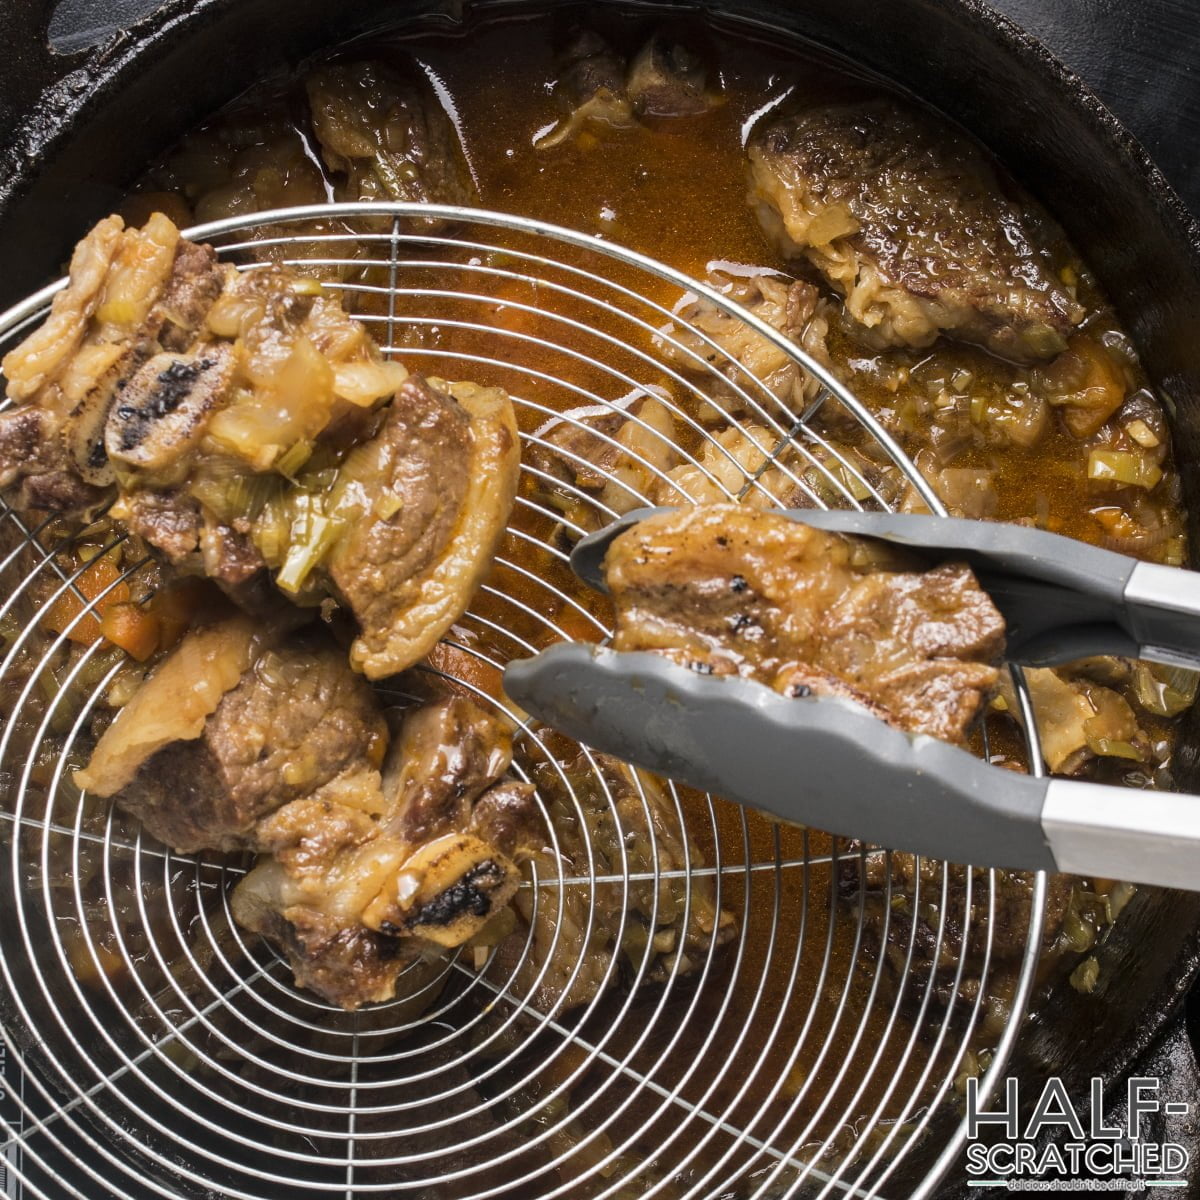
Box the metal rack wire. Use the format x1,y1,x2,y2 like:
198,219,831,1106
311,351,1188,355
0,203,1047,1200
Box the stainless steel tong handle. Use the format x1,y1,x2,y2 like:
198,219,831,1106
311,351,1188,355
504,645,1200,890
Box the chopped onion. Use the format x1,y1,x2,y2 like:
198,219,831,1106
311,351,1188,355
333,359,409,406
276,510,345,593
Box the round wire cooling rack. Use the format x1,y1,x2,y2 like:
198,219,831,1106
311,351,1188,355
0,202,1051,1200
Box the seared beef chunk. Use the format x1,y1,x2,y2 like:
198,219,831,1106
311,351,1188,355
839,849,1073,1023
2,216,520,679
232,878,421,1010
536,30,635,148
120,488,203,561
605,504,1004,743
327,377,520,679
538,30,719,148
154,239,225,351
658,268,834,421
469,781,546,859
846,850,1072,960
305,61,476,217
81,617,542,1009
118,486,267,594
111,636,387,853
1,215,410,524
748,99,1083,362
380,694,512,843
0,219,226,515
0,405,108,513
0,215,181,512
559,30,630,110
198,515,268,588
652,420,878,513
626,38,713,118
76,614,270,794
233,697,542,1009
529,392,680,532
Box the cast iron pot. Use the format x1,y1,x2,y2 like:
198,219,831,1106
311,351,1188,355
2,1,1200,1194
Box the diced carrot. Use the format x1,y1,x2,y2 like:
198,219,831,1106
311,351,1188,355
100,602,162,662
41,556,131,645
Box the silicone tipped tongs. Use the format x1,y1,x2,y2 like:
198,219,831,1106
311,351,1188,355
503,509,1200,891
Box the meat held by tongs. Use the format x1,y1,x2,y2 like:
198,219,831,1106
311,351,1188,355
504,504,1200,891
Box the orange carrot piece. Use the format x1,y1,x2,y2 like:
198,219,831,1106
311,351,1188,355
41,557,131,645
100,602,162,662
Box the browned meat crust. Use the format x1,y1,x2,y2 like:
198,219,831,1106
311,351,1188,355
0,223,226,515
657,267,834,421
328,377,521,679
154,240,224,351
838,850,1074,1025
329,375,470,629
605,504,1005,743
748,99,1083,362
0,405,108,513
626,38,713,119
2,216,520,681
537,30,719,149
233,893,419,1010
115,636,387,853
469,781,546,859
231,696,543,1009
121,489,203,561
380,692,513,843
305,60,477,217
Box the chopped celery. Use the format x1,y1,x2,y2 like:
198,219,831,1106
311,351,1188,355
194,471,283,524
1087,449,1162,490
276,512,345,593
276,439,314,479
1132,662,1198,717
374,492,404,520
1084,736,1142,761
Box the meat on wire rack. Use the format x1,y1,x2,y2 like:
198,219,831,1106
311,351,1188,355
0,203,1050,1200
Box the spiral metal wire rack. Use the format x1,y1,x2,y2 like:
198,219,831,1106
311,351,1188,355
0,203,1050,1200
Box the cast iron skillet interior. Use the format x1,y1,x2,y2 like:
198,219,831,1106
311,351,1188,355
2,0,1200,1188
